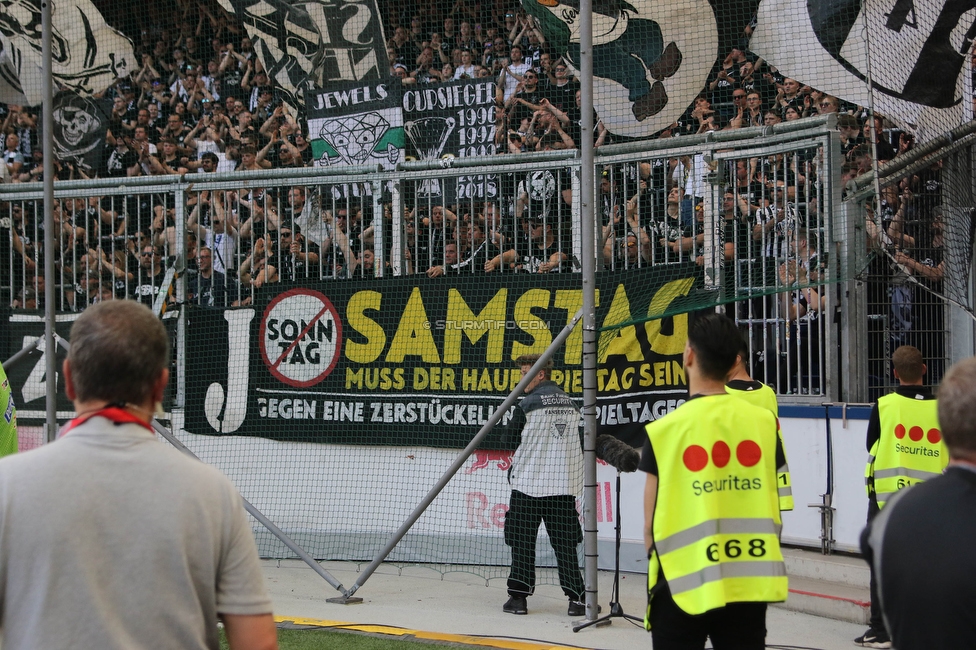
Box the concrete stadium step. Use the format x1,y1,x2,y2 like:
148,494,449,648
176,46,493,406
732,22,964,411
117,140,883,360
774,547,871,624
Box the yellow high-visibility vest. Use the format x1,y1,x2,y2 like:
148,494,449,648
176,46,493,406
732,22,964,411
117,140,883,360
866,392,946,508
644,394,787,629
0,365,17,457
726,382,793,511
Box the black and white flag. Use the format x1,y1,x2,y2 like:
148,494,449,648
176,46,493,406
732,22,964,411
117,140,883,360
217,0,388,110
51,91,111,172
0,0,134,105
751,0,974,142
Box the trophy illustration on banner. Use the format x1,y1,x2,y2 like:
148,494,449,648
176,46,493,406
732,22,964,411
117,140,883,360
403,116,455,197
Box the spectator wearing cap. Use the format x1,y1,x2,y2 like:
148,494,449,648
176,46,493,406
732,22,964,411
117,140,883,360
104,132,140,178
393,63,415,84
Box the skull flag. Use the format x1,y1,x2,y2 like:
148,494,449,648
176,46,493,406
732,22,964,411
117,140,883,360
51,91,111,173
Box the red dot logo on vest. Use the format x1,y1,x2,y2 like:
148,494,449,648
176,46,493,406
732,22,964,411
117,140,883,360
893,424,942,444
682,440,763,472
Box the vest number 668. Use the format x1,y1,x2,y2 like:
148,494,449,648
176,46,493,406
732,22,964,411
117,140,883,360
706,538,766,562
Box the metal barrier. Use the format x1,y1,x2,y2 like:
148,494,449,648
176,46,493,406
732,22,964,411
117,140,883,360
0,115,913,404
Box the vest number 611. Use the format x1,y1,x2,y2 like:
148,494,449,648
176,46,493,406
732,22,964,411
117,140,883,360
706,538,766,562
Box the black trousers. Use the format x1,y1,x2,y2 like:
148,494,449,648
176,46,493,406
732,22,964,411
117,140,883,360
650,581,768,650
865,497,886,631
504,490,584,600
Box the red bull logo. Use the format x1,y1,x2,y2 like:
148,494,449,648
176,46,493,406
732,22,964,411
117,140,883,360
893,424,941,444
466,450,513,473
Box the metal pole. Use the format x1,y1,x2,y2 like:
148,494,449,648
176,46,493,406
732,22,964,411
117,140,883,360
41,0,57,442
577,0,599,623
149,420,346,592
343,308,585,600
2,339,41,372
49,336,346,591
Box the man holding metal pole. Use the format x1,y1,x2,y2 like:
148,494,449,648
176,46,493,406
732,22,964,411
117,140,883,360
503,353,588,617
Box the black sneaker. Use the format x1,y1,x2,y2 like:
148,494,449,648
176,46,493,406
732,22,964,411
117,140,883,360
854,627,891,648
503,596,527,615
567,600,601,616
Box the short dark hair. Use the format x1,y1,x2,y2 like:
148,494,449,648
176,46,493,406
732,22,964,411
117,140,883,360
938,357,976,457
892,345,924,383
201,152,219,165
687,313,741,381
67,301,169,405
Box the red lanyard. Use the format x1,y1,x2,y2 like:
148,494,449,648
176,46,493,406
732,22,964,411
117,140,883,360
60,406,154,437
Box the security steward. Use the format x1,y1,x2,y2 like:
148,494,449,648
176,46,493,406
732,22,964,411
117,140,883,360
640,314,787,649
856,345,947,649
725,336,793,512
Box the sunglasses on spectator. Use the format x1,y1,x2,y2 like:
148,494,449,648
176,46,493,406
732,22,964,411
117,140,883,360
820,102,834,108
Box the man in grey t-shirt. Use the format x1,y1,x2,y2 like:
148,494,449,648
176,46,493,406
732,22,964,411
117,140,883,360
0,301,277,650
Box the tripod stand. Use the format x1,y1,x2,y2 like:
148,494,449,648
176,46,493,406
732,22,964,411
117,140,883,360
574,469,644,632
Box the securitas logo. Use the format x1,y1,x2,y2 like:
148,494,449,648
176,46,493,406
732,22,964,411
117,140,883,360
893,424,942,457
683,441,764,497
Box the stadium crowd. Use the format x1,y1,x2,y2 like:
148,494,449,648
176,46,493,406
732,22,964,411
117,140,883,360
0,0,957,347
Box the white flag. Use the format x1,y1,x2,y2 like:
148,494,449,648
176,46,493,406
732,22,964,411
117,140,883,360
750,0,974,142
0,0,134,105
